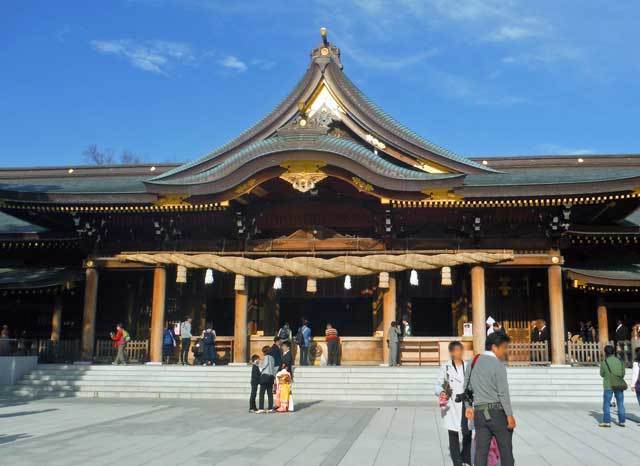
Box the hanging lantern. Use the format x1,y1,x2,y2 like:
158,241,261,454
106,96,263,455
344,275,352,290
441,267,452,286
273,276,283,290
204,268,214,285
176,265,187,283
409,269,419,286
378,272,389,289
234,274,245,291
306,278,317,293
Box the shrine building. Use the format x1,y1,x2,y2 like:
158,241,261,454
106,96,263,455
2,30,640,366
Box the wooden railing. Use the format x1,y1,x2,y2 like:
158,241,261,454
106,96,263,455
95,339,149,363
400,341,440,366
566,341,602,365
507,342,550,365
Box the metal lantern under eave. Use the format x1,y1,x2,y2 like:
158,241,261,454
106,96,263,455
441,266,452,286
176,265,187,283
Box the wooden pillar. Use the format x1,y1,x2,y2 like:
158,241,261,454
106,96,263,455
471,266,486,354
548,265,566,365
51,294,63,342
149,267,167,363
597,297,609,345
382,275,396,364
80,267,99,361
233,290,248,363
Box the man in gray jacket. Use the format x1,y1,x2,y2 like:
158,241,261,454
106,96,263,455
388,321,401,366
180,317,193,366
465,332,516,466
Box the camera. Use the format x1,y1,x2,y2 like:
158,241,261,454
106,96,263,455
455,388,473,404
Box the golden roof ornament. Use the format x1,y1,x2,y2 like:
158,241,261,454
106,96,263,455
311,27,342,69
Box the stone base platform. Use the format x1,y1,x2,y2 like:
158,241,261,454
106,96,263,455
2,364,635,403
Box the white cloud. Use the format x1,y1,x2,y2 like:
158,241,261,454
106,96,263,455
538,144,595,156
219,55,248,72
90,39,194,75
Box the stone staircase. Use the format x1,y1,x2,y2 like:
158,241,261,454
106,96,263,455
2,364,635,403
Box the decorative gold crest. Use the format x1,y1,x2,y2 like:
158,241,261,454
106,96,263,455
351,176,374,192
234,178,258,194
154,194,190,207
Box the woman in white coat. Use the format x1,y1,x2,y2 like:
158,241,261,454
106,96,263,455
434,341,472,466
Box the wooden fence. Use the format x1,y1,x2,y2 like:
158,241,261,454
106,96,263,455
400,341,440,366
507,342,549,365
566,341,602,365
95,339,149,363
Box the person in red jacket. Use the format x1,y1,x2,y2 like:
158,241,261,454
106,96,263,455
110,323,126,365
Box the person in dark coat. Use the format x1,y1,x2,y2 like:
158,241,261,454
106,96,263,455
268,336,282,369
281,341,294,377
615,320,630,342
249,354,260,412
531,320,540,342
538,320,550,344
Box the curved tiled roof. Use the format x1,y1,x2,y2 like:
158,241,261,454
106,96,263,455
147,134,460,187
325,62,493,173
152,65,322,181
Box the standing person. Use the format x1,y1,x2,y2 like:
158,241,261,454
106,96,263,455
268,336,283,369
278,323,292,343
249,354,260,413
435,341,472,466
586,321,596,343
388,321,401,366
275,366,293,413
0,324,10,356
281,341,293,373
614,320,630,363
179,317,192,366
485,317,496,336
110,323,127,365
615,319,629,343
492,322,506,337
325,323,339,366
631,347,640,408
465,332,516,466
296,320,311,366
162,323,176,364
599,344,626,427
630,324,640,360
402,318,412,337
531,320,540,342
258,346,276,413
201,325,216,366
538,320,550,345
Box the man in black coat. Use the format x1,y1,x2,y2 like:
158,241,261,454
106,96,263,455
268,336,282,369
281,341,293,375
615,320,630,342
538,320,550,344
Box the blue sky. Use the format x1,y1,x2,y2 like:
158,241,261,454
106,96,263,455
1,0,639,167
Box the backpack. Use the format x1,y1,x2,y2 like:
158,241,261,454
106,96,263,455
278,327,290,340
295,328,304,346
202,331,215,345
123,330,131,342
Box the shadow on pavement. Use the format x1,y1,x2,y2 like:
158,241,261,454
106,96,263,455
0,433,33,445
0,408,58,419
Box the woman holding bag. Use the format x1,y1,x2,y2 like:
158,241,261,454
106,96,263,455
434,341,472,466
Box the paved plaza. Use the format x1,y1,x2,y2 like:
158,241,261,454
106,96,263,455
1,397,640,466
